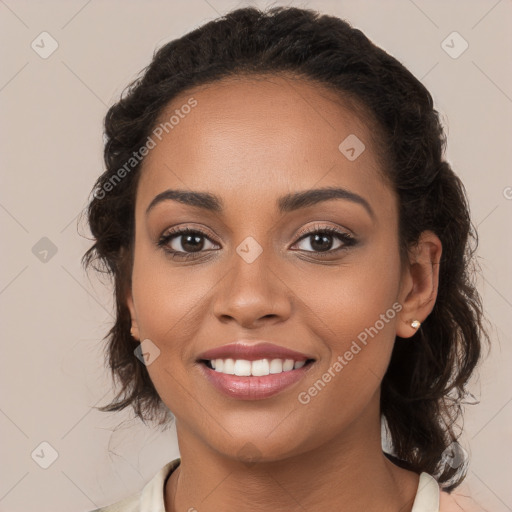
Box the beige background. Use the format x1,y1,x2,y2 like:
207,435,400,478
0,0,511,511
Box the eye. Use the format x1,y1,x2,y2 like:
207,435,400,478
157,224,357,261
158,227,219,260
291,225,356,256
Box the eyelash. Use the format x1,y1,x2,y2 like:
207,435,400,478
157,224,357,261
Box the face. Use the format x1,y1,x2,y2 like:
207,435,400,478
127,75,412,462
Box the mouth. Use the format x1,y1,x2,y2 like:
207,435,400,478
198,358,315,400
195,341,316,400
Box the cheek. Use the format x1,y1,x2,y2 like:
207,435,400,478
297,232,401,343
294,238,402,406
131,262,212,351
129,243,221,399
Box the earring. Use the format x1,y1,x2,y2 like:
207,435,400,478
130,327,136,338
410,320,421,329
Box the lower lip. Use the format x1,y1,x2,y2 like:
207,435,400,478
199,362,313,400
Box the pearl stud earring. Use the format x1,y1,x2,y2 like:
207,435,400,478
410,320,421,329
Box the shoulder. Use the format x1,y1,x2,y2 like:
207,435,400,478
87,458,181,512
88,492,140,512
439,489,485,512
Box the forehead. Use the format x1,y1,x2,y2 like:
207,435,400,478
136,75,395,218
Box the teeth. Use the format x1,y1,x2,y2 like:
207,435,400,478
251,359,269,376
269,359,283,374
223,358,235,374
283,359,294,371
234,359,251,376
210,358,308,376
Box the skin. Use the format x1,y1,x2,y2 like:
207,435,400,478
126,75,442,512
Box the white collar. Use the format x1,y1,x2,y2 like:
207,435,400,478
411,472,440,512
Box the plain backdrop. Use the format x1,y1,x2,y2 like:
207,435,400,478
0,1,511,511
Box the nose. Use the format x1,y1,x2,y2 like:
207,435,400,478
212,247,292,329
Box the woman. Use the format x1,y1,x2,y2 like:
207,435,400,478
84,6,487,511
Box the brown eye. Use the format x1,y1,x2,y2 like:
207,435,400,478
292,226,356,255
158,228,219,259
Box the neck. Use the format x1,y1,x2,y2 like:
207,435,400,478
165,397,419,512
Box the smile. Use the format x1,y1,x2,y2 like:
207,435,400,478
198,358,315,400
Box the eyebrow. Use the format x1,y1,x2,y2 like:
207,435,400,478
146,186,375,220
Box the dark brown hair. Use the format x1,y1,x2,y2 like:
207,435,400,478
82,6,489,490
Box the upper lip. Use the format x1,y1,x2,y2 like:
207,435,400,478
197,341,315,362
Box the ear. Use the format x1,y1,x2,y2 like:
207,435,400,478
119,245,139,341
126,286,140,341
396,230,442,338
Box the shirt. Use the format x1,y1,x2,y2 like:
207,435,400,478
89,458,482,512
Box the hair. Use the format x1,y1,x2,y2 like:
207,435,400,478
82,6,489,491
